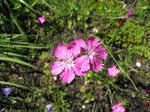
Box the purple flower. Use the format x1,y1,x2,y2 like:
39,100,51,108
50,42,85,83
45,104,53,112
146,88,150,96
107,65,120,77
111,102,125,112
74,36,107,72
2,88,11,97
125,9,133,19
38,16,46,24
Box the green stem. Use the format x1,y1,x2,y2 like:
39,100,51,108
130,0,138,9
40,0,58,16
98,37,139,93
19,0,37,14
107,85,113,105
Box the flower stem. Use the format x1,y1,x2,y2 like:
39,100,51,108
98,37,139,93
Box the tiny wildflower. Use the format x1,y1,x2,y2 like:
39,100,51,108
2,88,11,97
125,9,133,19
38,16,46,24
82,105,86,109
92,27,98,33
107,65,120,77
53,76,57,81
136,62,141,67
122,3,127,8
146,88,150,96
111,102,125,112
118,9,133,27
45,104,53,112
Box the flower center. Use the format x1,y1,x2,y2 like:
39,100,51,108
64,59,74,68
87,47,95,58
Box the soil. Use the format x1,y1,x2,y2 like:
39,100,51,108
0,51,150,112
0,30,150,112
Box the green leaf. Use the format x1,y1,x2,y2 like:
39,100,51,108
0,43,46,49
0,56,37,69
0,81,29,89
1,52,29,59
13,3,21,10
19,0,37,14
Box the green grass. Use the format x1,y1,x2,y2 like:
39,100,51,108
0,0,150,111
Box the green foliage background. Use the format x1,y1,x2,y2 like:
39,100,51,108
0,0,149,111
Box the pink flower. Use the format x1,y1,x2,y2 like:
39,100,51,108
111,102,125,112
74,36,107,72
38,16,46,24
125,9,133,19
107,65,120,77
50,42,85,84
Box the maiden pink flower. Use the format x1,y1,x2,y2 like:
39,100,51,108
111,102,125,112
125,9,133,19
38,16,46,24
74,36,107,73
107,65,120,77
50,42,85,84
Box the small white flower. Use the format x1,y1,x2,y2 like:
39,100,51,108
92,27,98,33
53,76,57,81
136,62,141,67
82,105,86,109
122,3,127,8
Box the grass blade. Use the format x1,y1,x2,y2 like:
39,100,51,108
0,44,46,49
19,0,37,14
0,56,37,69
0,81,29,89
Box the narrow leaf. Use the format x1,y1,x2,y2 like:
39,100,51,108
0,56,37,69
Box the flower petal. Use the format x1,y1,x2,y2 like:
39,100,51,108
87,36,100,48
90,57,104,72
118,107,125,112
50,61,65,75
115,68,120,74
94,46,107,59
111,102,122,110
68,41,81,58
72,65,87,76
73,38,87,52
74,55,90,73
53,44,68,60
125,9,133,18
59,68,75,83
